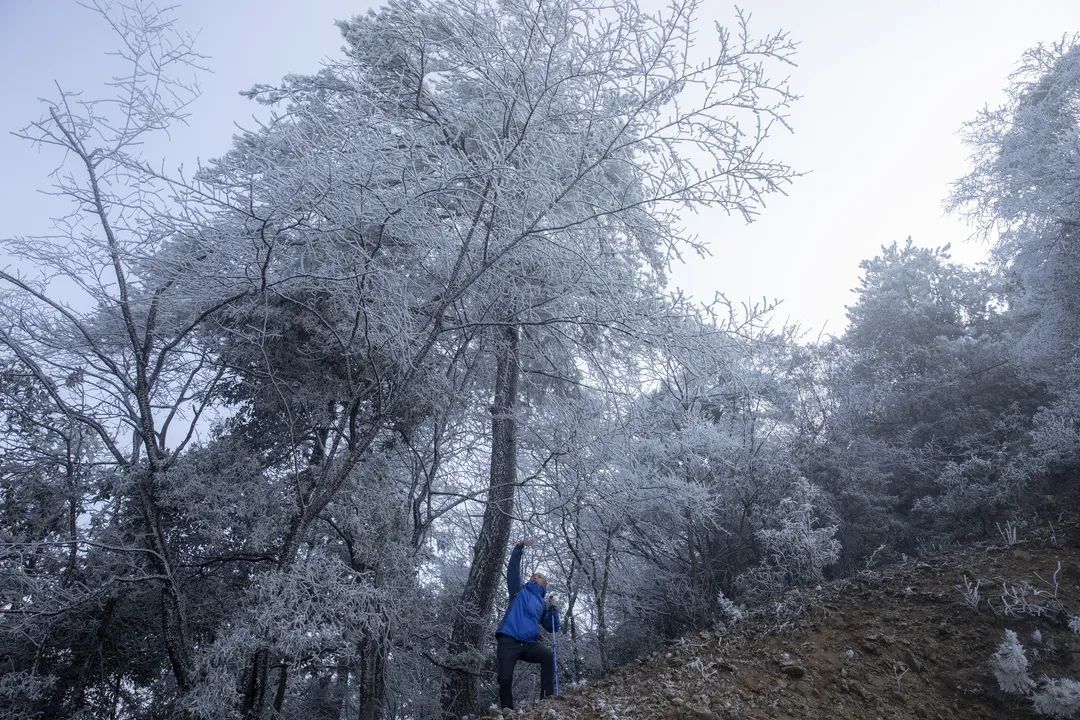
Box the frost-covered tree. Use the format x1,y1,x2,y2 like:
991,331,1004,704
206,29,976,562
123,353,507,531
0,0,806,716
951,37,1080,469
205,1,798,714
522,309,831,661
0,2,449,717
817,240,1044,550
0,3,238,708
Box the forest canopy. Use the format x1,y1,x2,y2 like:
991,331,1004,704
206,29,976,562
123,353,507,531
0,3,1077,719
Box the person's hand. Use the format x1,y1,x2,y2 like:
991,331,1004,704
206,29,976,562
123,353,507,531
517,538,535,548
545,594,560,610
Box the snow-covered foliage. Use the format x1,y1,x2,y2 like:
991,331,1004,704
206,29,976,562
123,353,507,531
823,239,1044,557
0,0,804,716
987,625,1080,719
951,37,1080,468
996,563,1065,620
1032,678,1080,719
716,591,745,625
999,520,1020,547
736,478,840,601
185,549,390,718
2,0,1079,718
992,630,1034,694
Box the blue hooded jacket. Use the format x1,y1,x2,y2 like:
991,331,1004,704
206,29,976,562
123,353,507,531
495,544,560,642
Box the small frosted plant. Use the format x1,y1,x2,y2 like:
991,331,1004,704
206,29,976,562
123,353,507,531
1069,616,1080,635
1001,582,1049,618
717,591,744,624
997,520,1019,547
1032,678,1080,718
957,575,981,609
992,630,1033,694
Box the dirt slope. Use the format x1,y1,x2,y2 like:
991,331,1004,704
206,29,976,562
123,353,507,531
519,529,1080,720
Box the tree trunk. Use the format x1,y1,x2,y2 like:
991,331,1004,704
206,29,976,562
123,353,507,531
137,469,195,694
595,595,609,674
272,661,288,717
358,632,388,720
442,325,520,718
567,602,581,682
62,447,80,588
595,533,613,674
110,672,121,720
242,648,270,719
73,597,117,711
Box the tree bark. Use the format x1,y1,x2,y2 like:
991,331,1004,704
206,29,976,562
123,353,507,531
595,532,613,674
242,648,270,719
567,601,581,682
442,324,520,717
358,631,388,720
273,661,288,716
137,468,195,694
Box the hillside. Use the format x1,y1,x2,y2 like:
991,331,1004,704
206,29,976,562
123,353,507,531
516,529,1080,720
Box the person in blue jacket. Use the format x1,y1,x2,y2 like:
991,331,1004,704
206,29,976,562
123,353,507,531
494,538,560,709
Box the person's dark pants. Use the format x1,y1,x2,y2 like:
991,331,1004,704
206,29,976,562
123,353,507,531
495,633,554,709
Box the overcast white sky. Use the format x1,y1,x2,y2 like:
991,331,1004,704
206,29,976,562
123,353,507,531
3,1,1080,337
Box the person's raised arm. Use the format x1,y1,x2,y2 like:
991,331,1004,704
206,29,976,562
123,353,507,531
506,539,531,598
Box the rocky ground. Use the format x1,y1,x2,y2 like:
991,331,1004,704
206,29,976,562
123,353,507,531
510,527,1080,719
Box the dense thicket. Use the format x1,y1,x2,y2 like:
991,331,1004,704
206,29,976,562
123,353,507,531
1,3,1077,720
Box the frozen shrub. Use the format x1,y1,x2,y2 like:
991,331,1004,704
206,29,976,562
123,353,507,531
1069,616,1080,635
981,629,1080,718
998,520,1020,547
1000,581,1051,618
915,455,1033,526
956,575,981,609
992,630,1033,694
1032,678,1080,719
716,590,744,624
998,563,1064,619
736,479,840,600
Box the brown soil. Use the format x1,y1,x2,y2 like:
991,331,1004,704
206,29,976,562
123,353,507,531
518,529,1080,720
